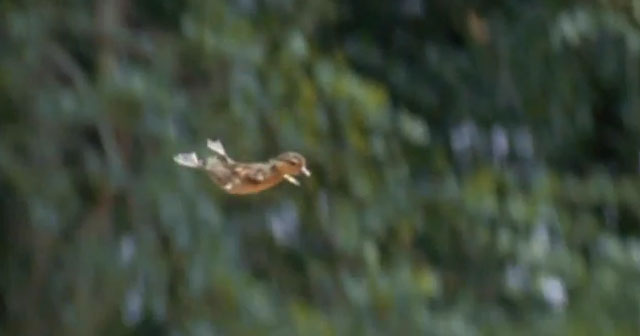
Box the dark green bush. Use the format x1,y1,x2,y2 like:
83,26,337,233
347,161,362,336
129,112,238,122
2,1,640,335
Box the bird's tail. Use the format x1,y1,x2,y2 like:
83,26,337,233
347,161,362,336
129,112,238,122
173,152,203,168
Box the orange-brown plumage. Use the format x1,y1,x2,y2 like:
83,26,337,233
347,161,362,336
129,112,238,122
173,140,310,195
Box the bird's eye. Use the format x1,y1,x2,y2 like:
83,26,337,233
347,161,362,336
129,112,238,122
286,159,298,166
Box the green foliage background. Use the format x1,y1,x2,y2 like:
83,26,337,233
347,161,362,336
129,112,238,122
2,0,640,335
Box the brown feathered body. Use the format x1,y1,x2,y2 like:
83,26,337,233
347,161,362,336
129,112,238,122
174,140,310,195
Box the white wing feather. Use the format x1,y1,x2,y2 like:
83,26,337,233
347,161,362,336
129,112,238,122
207,139,227,157
173,152,202,168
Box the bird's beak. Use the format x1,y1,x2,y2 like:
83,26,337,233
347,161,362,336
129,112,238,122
301,166,311,177
284,174,300,186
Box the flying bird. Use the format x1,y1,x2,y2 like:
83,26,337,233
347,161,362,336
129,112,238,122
173,139,311,194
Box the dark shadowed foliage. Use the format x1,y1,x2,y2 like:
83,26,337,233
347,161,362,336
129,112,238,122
2,0,640,335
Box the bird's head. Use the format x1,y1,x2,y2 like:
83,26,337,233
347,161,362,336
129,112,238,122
273,152,311,177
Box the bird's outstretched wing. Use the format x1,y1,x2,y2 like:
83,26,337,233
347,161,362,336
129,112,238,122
173,152,202,168
207,139,227,156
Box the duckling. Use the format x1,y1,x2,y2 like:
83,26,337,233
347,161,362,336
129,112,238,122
173,139,311,195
